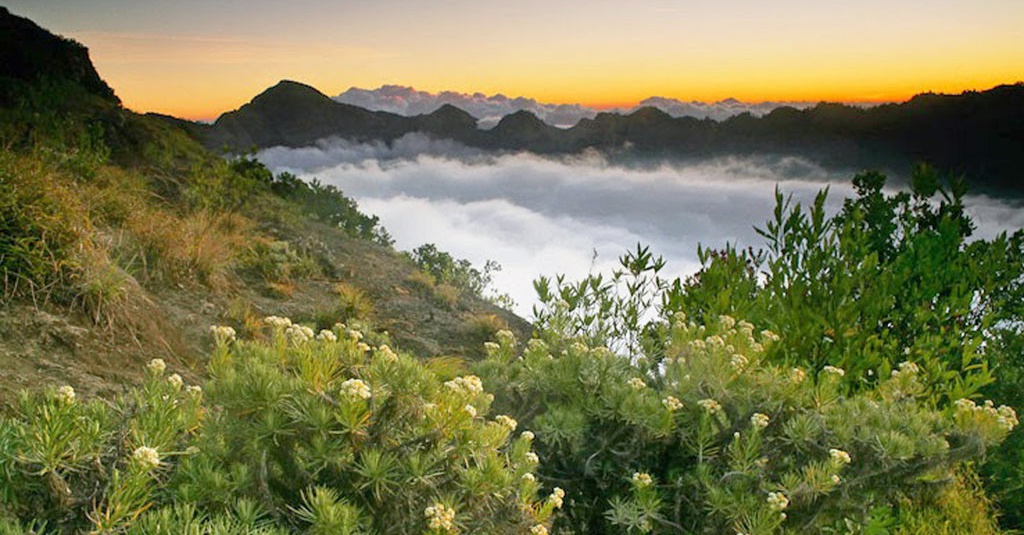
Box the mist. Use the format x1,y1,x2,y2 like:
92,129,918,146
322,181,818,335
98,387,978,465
258,135,1024,317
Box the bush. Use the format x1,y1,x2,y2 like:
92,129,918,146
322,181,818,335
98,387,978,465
0,316,557,533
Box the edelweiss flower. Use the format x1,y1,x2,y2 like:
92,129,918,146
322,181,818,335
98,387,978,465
521,430,535,441
483,341,500,353
494,414,518,430
424,503,456,531
167,373,183,389
132,446,161,470
376,344,398,362
186,385,202,398
548,487,565,508
891,361,919,378
662,396,684,411
146,358,166,376
263,316,292,328
444,375,484,394
730,353,749,371
209,325,236,344
56,385,76,404
525,451,539,464
766,491,789,511
718,315,737,329
530,525,549,535
829,448,852,465
522,473,536,482
627,377,647,390
698,398,722,415
495,329,516,346
822,365,845,377
316,329,337,342
340,378,371,400
631,472,653,488
750,412,770,429
464,404,477,418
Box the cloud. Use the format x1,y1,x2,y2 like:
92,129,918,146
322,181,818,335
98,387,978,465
333,85,822,128
258,135,1024,317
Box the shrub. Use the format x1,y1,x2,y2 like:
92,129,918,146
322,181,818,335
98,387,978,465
477,314,1017,534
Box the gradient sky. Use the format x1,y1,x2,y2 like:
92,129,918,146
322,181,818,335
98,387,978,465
7,0,1024,120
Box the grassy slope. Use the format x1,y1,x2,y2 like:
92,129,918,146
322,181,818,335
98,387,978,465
0,94,527,408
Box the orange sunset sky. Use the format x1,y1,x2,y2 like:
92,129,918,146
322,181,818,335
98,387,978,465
7,0,1024,121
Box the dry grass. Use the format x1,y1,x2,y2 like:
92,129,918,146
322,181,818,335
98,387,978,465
335,282,374,322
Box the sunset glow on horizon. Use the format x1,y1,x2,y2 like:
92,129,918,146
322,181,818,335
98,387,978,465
8,0,1023,121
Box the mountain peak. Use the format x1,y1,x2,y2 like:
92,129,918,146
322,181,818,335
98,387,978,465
0,7,118,105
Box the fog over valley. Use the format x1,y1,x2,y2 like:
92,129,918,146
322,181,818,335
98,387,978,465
259,135,1024,316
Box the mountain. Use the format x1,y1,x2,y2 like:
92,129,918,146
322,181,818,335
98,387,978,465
201,81,1024,193
0,9,528,405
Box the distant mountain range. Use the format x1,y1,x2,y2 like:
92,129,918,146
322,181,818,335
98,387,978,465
333,85,816,128
196,80,1024,193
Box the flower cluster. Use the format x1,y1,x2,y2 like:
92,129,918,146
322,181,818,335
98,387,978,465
790,367,806,384
548,487,565,508
718,315,737,330
494,415,518,430
662,396,684,411
167,373,183,389
444,375,484,395
530,525,549,535
209,325,236,344
464,404,477,418
263,316,292,329
495,329,516,346
822,365,845,377
56,385,75,404
186,384,202,398
522,473,536,482
376,344,398,362
631,472,653,488
698,398,722,415
521,430,535,441
891,361,919,379
483,341,500,353
132,445,161,470
955,398,1019,431
730,353,749,371
829,448,852,466
285,324,314,343
316,329,337,342
525,452,539,464
146,358,166,376
627,377,647,390
750,413,770,429
347,329,363,342
766,491,789,511
340,378,372,401
424,503,456,532
760,330,781,343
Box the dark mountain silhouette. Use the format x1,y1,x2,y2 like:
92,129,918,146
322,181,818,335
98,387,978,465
198,80,1024,192
0,6,118,106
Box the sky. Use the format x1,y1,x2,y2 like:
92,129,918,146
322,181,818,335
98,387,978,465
257,135,1024,317
8,0,1024,121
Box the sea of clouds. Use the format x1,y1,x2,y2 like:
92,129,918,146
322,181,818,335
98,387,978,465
259,134,1024,317
334,85,817,128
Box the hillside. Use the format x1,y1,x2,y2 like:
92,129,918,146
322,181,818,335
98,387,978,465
0,8,527,406
199,80,1024,194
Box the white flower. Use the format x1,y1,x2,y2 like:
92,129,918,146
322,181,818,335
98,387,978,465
424,503,456,531
892,361,919,379
730,353,749,371
132,446,161,470
340,378,371,400
822,365,845,377
530,525,549,535
464,404,477,418
167,373,183,389
997,405,1019,431
356,342,371,352
263,316,292,328
483,341,500,354
186,385,202,398
631,472,653,488
376,344,398,363
829,448,852,465
56,385,75,404
347,329,363,342
522,473,536,482
767,491,789,511
146,358,166,376
761,330,781,343
750,412,770,429
284,324,314,343
718,315,737,329
316,329,337,342
495,415,518,430
444,375,484,394
521,430,535,441
698,398,722,415
627,377,647,390
831,474,841,484
495,329,516,346
662,396,684,411
790,367,806,383
525,451,539,464
548,487,565,508
209,325,236,344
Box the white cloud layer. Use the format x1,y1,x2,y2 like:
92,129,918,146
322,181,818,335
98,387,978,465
334,85,818,128
258,135,1024,317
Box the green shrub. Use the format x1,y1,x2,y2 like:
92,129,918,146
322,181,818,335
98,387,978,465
477,314,1016,534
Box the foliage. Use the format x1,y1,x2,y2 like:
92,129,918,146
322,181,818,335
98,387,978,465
0,318,555,533
477,313,1016,534
406,243,514,308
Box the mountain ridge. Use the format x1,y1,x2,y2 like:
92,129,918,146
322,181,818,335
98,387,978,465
198,80,1024,193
